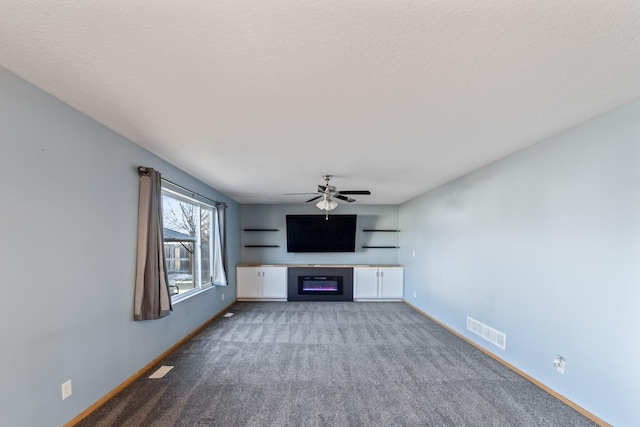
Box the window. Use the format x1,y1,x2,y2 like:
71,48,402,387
162,188,216,299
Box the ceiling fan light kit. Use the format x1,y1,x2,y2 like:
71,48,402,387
316,197,338,211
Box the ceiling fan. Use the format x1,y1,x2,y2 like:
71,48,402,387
286,175,371,217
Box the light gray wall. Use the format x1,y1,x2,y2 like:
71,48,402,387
0,66,240,427
399,99,640,426
241,204,400,265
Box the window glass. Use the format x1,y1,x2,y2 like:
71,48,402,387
200,206,212,285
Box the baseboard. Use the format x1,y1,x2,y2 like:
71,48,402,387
403,301,611,427
64,300,237,426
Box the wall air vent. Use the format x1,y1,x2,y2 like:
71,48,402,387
466,316,506,350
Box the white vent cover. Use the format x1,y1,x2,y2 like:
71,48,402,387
148,365,173,379
466,317,506,350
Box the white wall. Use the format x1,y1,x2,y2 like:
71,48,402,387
241,204,400,265
399,98,640,426
0,67,240,427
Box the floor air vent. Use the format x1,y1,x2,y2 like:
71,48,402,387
466,317,506,350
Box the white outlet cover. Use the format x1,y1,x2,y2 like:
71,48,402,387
556,360,566,375
61,379,72,400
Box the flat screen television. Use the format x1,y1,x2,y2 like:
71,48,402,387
286,214,357,253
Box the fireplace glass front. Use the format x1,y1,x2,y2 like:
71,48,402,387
298,276,342,295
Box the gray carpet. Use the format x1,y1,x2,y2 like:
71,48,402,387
77,302,598,426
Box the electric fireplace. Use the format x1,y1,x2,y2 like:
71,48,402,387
288,267,353,301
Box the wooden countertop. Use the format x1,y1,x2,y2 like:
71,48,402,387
237,264,403,267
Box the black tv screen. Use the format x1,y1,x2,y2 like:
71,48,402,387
286,215,357,252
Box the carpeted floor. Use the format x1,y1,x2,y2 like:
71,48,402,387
76,302,598,426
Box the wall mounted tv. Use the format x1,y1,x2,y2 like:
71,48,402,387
286,214,357,253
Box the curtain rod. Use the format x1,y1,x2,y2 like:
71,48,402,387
162,178,227,208
138,166,227,208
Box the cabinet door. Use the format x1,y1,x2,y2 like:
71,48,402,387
237,267,261,298
261,267,287,299
379,268,404,298
354,268,379,299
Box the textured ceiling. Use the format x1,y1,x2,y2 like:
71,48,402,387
2,1,640,204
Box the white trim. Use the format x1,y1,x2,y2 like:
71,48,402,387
171,284,215,304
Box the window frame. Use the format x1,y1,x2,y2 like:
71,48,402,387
161,187,217,302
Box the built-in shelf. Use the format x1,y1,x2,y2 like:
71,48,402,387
243,228,279,232
244,245,280,248
362,229,400,232
362,245,400,249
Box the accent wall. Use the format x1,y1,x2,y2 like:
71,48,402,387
241,204,400,265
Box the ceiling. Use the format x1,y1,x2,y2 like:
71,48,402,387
2,1,640,205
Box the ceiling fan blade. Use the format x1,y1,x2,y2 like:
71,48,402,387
335,194,356,202
337,190,371,195
284,192,320,195
306,195,322,203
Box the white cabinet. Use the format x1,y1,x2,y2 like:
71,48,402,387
261,267,287,299
237,266,287,300
353,267,404,300
353,268,379,299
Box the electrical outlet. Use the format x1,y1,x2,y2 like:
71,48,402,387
413,291,417,298
222,293,225,300
412,250,416,258
61,379,72,400
554,355,566,375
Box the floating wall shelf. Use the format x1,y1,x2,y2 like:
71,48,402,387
243,229,280,248
362,230,399,249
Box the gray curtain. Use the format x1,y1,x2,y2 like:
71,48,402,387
134,166,172,320
212,202,228,286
